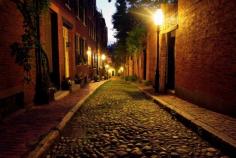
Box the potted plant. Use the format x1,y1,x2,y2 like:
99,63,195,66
94,75,100,82
61,77,72,90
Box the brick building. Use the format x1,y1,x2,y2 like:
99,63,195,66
96,11,108,71
125,0,236,117
0,0,108,119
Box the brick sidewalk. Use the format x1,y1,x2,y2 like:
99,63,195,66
137,84,236,154
0,81,107,158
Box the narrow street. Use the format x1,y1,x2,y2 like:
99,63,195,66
46,79,229,158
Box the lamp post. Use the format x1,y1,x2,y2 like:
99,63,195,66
153,8,164,92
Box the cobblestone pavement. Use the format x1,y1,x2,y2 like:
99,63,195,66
46,80,230,158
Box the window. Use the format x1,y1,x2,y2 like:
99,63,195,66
79,38,85,56
75,34,79,65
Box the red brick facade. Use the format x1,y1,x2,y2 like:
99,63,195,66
146,23,158,84
0,0,107,118
175,0,236,116
125,1,236,116
0,1,35,107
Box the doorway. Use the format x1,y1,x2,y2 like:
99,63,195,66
166,31,175,90
63,26,70,78
50,11,60,89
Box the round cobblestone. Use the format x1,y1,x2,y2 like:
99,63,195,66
45,80,231,158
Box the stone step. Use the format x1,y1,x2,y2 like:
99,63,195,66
54,90,70,101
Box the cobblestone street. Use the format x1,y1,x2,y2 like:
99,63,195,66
46,80,230,158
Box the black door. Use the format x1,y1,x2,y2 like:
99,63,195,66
50,11,60,89
167,32,175,90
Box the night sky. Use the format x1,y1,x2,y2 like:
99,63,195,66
97,0,117,44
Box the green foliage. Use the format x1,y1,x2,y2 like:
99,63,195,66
109,0,177,67
112,0,131,52
124,75,138,82
142,80,152,86
10,0,49,82
126,25,146,55
111,0,140,66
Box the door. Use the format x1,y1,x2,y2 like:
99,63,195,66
63,27,70,78
167,31,175,90
50,11,60,88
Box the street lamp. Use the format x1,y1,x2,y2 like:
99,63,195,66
153,8,164,92
120,66,124,72
105,64,109,69
101,54,106,68
118,66,124,77
101,54,106,61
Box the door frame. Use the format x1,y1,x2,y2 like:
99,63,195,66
63,26,70,78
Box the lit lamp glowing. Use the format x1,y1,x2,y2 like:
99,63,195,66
101,54,106,61
153,8,164,92
153,9,164,26
105,64,109,69
119,66,124,72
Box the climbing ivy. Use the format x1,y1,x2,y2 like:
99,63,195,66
10,0,49,82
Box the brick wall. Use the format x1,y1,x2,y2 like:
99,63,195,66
175,0,236,116
0,0,36,113
146,24,157,84
0,1,24,94
159,33,168,91
138,54,144,79
49,0,97,82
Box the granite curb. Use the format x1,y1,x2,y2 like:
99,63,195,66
136,85,236,156
27,80,109,158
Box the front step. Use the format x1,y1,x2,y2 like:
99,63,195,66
54,90,70,101
54,83,81,101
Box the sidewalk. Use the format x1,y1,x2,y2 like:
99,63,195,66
0,80,107,158
137,84,236,154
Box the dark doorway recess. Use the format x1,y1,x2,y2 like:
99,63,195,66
143,48,147,80
166,31,175,90
50,10,60,89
